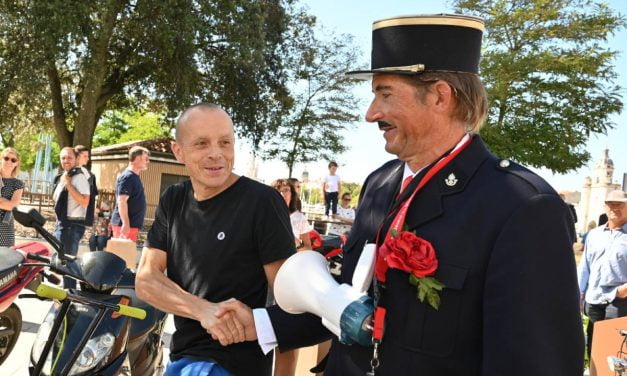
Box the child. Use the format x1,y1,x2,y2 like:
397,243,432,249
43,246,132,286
89,200,112,251
322,161,341,217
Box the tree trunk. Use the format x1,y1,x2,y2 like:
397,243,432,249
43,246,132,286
72,0,127,149
46,62,72,148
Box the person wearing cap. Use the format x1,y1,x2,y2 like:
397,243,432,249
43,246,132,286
217,14,583,375
578,189,627,358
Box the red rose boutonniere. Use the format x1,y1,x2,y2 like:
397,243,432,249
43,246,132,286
375,229,445,310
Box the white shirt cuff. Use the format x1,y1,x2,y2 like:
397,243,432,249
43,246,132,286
253,308,278,355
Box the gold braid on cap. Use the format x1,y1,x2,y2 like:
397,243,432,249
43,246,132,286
373,15,485,31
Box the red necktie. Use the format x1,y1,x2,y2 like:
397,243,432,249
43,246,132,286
400,175,413,193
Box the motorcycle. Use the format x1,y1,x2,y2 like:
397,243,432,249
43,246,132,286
13,206,167,376
0,233,53,366
310,230,346,276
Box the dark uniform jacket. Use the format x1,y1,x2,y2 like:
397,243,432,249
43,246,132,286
267,136,584,375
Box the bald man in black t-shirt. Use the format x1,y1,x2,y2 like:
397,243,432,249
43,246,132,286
136,103,294,376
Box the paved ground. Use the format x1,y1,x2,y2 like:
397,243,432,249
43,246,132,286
1,237,318,375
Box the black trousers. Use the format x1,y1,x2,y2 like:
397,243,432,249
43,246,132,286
584,298,627,357
325,191,339,215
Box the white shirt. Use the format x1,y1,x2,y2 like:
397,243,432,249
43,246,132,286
328,206,355,235
324,175,340,193
290,211,312,239
53,171,90,219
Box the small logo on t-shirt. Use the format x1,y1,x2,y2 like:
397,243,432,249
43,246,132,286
217,232,225,240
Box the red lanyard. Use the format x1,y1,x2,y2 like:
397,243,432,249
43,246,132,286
383,135,473,243
371,135,473,342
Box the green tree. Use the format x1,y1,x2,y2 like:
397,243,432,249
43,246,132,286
341,181,362,208
14,131,60,172
264,25,363,177
93,110,170,147
0,0,300,149
453,0,625,172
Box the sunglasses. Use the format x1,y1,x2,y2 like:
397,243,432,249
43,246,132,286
342,198,351,201
3,156,18,163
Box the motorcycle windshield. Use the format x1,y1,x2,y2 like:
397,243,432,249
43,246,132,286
54,252,127,292
32,296,129,375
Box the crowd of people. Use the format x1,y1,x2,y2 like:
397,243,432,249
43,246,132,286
2,12,626,376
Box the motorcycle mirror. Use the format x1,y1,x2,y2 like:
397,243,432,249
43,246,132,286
12,206,70,262
12,206,45,227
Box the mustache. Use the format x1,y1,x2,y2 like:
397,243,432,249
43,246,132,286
378,121,392,130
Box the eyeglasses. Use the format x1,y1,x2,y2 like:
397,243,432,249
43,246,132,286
342,198,351,202
3,156,18,163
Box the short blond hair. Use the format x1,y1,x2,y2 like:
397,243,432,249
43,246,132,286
1,147,20,178
129,146,150,162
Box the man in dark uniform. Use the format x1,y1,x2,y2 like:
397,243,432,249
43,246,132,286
219,14,584,375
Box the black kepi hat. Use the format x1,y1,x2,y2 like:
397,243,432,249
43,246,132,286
347,14,484,79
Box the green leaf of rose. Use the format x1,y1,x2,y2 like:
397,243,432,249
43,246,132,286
427,290,441,310
390,228,398,238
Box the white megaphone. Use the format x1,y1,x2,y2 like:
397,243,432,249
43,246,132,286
274,244,376,346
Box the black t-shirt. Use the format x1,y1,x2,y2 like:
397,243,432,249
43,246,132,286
146,176,294,375
111,169,146,228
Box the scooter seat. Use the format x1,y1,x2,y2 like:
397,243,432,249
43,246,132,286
0,247,24,291
0,247,23,274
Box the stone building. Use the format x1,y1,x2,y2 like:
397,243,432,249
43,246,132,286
577,148,622,233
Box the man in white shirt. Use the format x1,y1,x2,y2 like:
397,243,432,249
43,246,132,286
53,146,90,288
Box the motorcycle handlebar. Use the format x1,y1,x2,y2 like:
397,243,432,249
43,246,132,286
36,284,67,300
117,304,146,320
36,284,146,320
27,253,51,263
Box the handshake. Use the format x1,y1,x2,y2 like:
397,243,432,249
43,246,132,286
201,298,257,346
201,249,377,348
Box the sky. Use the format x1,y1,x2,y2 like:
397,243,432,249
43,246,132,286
234,0,627,192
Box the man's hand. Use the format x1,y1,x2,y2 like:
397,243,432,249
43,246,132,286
63,173,72,188
215,299,257,342
120,222,130,239
199,300,246,346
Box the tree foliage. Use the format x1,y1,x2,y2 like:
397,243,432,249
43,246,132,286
93,110,170,147
263,25,363,177
0,0,299,149
453,0,625,172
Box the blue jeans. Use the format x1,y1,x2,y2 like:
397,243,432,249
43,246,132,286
54,222,86,289
89,235,109,251
165,358,232,376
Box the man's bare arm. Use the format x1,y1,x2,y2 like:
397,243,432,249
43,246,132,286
116,194,131,236
214,258,288,342
136,246,245,345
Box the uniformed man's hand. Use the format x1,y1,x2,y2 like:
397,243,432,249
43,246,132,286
215,299,257,342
